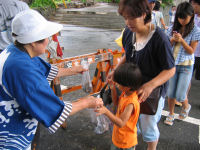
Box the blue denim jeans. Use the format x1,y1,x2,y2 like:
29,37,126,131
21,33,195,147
137,96,165,142
167,65,193,102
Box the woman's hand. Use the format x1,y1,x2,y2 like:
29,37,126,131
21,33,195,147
87,96,103,109
137,82,155,103
70,96,103,116
57,66,88,77
74,66,87,74
106,70,114,83
107,78,115,89
106,55,126,83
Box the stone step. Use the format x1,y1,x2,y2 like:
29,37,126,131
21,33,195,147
49,15,123,22
52,12,121,18
56,9,118,15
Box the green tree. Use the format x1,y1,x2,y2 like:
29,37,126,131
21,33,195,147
162,0,173,5
30,0,56,8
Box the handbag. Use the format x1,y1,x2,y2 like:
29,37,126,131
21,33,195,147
140,86,161,115
100,83,112,106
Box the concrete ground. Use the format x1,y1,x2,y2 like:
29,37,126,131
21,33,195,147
37,3,200,150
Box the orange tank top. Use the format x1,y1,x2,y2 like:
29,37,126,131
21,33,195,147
112,91,140,148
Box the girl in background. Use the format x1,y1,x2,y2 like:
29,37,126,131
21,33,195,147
0,9,103,149
165,2,200,126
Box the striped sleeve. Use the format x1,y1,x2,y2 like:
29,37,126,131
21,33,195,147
47,65,58,82
48,101,72,134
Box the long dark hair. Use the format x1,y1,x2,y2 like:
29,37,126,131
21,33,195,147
172,2,194,38
118,0,151,24
113,63,142,91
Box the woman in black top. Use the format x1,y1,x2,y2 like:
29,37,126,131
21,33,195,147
107,0,175,150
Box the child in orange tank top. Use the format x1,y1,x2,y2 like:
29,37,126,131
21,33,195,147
95,63,142,150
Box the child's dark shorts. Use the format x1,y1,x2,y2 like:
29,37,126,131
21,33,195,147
110,143,135,150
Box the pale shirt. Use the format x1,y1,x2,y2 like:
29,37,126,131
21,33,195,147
169,10,176,24
194,14,200,57
151,11,156,26
134,24,156,51
0,0,29,50
152,11,164,28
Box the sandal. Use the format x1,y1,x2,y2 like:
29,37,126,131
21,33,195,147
164,114,175,126
179,104,191,120
175,101,182,107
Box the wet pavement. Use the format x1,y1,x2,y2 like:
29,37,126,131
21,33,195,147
58,25,122,57
38,3,200,150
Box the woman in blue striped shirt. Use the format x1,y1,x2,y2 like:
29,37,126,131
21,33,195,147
0,9,103,150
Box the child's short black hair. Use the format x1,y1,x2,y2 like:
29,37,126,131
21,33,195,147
153,1,161,11
113,63,142,91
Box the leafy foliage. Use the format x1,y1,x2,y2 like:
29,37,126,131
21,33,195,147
96,0,120,3
162,0,174,6
161,0,174,8
30,0,56,8
162,0,174,5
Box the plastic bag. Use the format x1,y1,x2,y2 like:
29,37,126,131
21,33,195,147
89,109,110,134
46,37,58,58
88,108,97,124
88,108,110,134
94,114,111,134
88,94,112,134
81,60,92,93
88,108,113,134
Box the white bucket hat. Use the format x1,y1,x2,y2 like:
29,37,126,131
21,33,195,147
12,9,63,44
